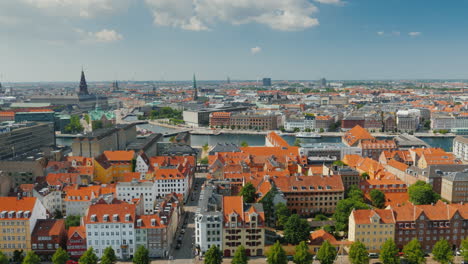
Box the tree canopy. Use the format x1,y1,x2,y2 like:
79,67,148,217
133,246,149,264
349,241,369,264
293,241,313,264
266,241,287,264
65,215,81,228
408,181,440,205
22,252,40,264
432,239,453,264
316,240,337,264
65,115,84,134
461,237,468,262
101,247,117,264
370,189,386,209
379,239,399,264
402,239,425,264
0,251,9,264
284,214,311,245
52,247,69,264
232,245,249,264
239,183,257,203
333,198,368,232
274,202,290,229
204,245,222,264
79,248,98,264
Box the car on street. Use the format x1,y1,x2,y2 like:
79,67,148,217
368,253,379,259
181,229,186,234
176,243,181,249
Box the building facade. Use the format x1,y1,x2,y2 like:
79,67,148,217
349,209,395,252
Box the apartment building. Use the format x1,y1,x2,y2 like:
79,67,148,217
229,113,282,130
94,151,135,184
31,219,67,258
116,180,157,214
390,201,468,252
222,196,265,257
273,174,345,216
67,226,87,259
349,209,396,252
209,112,232,128
440,171,468,203
453,136,468,161
0,197,47,257
358,139,397,160
195,184,223,254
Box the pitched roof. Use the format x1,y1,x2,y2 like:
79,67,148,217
103,150,135,161
343,125,375,146
84,202,136,224
68,225,86,239
32,219,65,236
352,209,395,224
222,196,244,222
0,197,37,219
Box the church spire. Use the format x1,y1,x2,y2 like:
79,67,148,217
79,69,89,95
193,74,198,101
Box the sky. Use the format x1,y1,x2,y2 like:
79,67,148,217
1,0,468,82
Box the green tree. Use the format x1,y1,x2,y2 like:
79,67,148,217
370,189,386,208
293,128,301,133
402,239,425,264
266,241,287,264
133,246,149,264
305,128,311,133
461,237,468,262
0,251,9,264
169,136,176,143
65,115,84,133
313,214,328,221
293,241,313,264
294,138,302,147
65,215,81,228
284,214,310,245
319,128,324,133
280,126,286,132
239,183,257,203
84,114,90,124
316,240,337,264
204,245,222,264
346,185,364,201
200,157,209,165
275,203,290,229
232,245,249,264
22,252,40,264
101,247,117,264
202,143,210,153
361,172,369,179
332,160,347,167
333,198,369,232
52,247,69,264
54,209,63,219
349,241,369,264
432,239,453,264
79,248,98,264
380,239,399,264
408,181,440,205
13,250,24,263
241,141,249,147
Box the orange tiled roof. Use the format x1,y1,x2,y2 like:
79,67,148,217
0,197,38,219
103,150,135,161
387,159,409,172
0,111,15,117
352,209,395,224
343,125,375,146
33,219,65,236
46,173,80,186
68,225,86,239
136,215,166,229
222,196,244,222
84,202,136,224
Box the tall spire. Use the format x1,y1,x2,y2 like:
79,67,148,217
193,74,198,101
79,69,89,95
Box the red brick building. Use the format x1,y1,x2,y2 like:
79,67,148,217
31,219,67,259
358,139,397,160
209,112,231,128
67,226,87,259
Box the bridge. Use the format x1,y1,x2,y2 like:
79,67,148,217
161,129,193,137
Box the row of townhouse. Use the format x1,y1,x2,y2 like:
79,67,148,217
195,184,266,257
83,194,182,259
349,200,468,253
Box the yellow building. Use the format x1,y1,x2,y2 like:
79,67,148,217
0,197,47,257
348,209,395,252
94,151,134,183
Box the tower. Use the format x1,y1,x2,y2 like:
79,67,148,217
79,69,89,95
112,81,119,91
193,74,198,101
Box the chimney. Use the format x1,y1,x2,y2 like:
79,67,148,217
17,193,22,200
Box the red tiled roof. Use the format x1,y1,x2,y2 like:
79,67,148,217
103,151,135,161
0,197,38,219
68,226,86,239
33,219,65,236
343,125,375,146
352,209,395,224
84,203,136,224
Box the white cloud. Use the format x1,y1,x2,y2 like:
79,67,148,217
18,0,130,18
251,46,262,54
144,0,320,31
408,31,422,37
314,0,344,5
377,31,384,36
76,29,123,43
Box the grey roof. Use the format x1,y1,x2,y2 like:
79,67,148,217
443,171,468,182
455,136,468,144
209,143,240,155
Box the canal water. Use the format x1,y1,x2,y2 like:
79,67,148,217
138,124,454,151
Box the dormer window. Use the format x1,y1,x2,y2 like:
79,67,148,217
91,214,97,222
8,211,14,218
113,214,119,222
24,211,30,218
0,211,6,218
231,216,236,222
137,219,142,227
151,219,156,226
16,211,23,218
125,214,131,222
103,215,109,222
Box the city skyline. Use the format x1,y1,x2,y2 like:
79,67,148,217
2,0,468,82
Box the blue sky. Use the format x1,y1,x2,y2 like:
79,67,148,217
1,0,468,82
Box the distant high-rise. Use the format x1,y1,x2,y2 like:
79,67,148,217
227,76,231,84
193,74,198,101
320,78,327,88
262,78,272,87
79,70,89,95
112,81,119,91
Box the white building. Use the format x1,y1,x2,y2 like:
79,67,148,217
33,188,64,215
135,154,150,178
452,115,468,135
84,203,137,259
284,119,305,131
153,168,191,202
453,136,468,161
431,113,454,131
195,184,223,254
116,180,157,214
64,188,97,216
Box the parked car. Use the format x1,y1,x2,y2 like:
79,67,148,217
181,229,186,234
176,243,181,249
368,253,379,259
